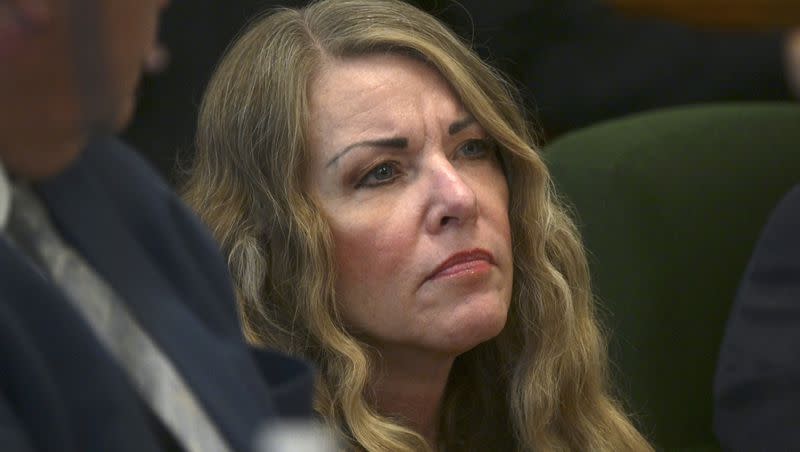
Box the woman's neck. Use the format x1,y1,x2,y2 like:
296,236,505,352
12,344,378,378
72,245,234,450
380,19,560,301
369,346,455,450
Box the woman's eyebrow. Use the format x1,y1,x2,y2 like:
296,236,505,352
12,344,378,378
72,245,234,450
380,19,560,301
326,116,474,168
326,137,408,168
448,115,476,135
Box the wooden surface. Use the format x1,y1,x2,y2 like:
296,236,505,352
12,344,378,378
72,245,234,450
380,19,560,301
608,0,800,29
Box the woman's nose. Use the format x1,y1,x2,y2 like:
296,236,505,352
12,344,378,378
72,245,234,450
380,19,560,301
425,157,479,234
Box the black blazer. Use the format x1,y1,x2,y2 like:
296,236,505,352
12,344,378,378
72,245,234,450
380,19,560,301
0,137,313,451
714,184,800,451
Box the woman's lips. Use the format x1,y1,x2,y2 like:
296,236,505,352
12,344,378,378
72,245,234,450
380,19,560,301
426,249,495,281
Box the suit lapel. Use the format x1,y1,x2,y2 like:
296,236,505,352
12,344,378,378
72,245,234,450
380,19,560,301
0,237,165,452
33,137,282,449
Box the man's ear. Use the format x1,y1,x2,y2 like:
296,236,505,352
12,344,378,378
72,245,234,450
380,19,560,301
785,29,800,98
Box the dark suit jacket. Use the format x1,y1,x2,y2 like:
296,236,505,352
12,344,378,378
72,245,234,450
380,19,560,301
0,136,313,452
714,184,800,451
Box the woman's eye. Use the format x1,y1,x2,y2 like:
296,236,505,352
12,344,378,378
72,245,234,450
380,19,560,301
457,138,493,159
357,162,399,188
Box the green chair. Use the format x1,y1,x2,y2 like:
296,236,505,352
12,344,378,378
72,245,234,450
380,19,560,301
542,103,800,450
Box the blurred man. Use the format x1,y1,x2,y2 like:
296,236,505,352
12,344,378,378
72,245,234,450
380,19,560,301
0,1,312,451
714,184,800,451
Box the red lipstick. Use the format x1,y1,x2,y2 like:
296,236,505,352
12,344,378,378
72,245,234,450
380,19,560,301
427,249,495,281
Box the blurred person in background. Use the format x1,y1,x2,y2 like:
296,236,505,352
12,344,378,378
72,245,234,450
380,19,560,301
0,0,312,450
714,184,800,451
183,0,652,450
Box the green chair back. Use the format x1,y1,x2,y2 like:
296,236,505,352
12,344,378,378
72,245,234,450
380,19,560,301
543,103,800,450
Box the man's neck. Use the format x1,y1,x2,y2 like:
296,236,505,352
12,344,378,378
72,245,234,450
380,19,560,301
0,134,87,181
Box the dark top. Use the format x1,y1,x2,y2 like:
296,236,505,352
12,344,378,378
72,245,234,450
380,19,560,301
714,184,800,451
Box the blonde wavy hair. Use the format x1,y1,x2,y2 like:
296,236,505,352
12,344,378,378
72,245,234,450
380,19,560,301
182,0,652,450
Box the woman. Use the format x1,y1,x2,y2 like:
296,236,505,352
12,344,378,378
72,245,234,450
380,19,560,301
183,0,651,450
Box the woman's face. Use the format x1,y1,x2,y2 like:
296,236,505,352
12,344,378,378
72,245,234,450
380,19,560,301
307,53,513,359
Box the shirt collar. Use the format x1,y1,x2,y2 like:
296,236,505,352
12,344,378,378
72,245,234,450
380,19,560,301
0,160,11,231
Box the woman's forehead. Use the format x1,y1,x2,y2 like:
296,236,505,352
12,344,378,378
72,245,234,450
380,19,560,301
308,53,468,140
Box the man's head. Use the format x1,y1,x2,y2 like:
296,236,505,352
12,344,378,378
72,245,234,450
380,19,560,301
0,0,168,179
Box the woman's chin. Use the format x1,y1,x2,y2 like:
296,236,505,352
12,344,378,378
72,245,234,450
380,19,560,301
441,301,509,355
